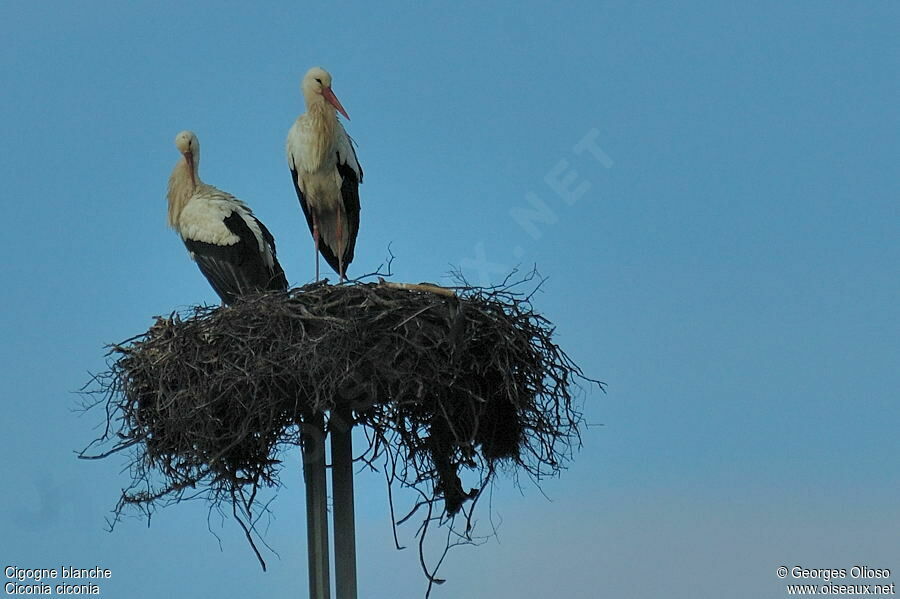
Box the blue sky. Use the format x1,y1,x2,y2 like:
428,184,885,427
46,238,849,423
2,2,898,597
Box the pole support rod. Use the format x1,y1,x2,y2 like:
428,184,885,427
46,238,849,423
331,407,358,599
303,413,331,599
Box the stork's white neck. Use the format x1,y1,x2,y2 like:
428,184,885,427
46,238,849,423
167,157,197,228
305,101,338,170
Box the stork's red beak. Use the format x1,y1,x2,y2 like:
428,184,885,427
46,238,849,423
323,86,350,120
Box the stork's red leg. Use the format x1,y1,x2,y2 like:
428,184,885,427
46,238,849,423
336,214,345,282
313,218,320,281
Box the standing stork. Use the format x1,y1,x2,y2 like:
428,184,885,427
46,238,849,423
167,130,288,305
286,66,363,282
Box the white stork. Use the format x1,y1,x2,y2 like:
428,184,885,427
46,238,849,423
167,130,288,305
286,66,363,282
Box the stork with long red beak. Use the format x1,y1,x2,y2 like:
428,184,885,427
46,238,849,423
286,67,363,282
168,130,288,304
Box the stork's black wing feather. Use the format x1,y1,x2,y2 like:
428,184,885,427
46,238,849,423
253,216,289,291
184,211,287,305
336,159,361,267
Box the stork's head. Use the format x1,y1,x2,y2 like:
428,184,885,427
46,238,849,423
301,66,350,120
174,130,199,186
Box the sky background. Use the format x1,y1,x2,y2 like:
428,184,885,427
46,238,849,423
2,2,899,597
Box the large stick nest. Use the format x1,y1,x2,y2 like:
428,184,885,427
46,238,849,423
81,272,599,586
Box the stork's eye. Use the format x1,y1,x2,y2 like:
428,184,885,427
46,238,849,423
315,78,322,84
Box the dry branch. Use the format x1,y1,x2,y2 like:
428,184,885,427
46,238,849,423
80,272,601,587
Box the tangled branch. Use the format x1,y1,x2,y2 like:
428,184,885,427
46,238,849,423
79,270,601,590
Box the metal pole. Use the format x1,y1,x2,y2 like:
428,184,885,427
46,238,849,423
331,408,358,599
302,413,331,599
